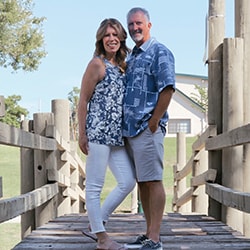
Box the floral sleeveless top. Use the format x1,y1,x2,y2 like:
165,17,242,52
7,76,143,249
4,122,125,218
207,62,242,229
86,58,125,146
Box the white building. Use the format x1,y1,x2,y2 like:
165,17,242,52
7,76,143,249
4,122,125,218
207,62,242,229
167,73,208,137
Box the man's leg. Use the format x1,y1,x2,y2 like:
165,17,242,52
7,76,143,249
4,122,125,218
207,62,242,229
139,181,165,243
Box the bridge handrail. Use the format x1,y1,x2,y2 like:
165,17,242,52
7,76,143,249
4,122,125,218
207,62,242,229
0,183,58,223
0,119,85,223
0,99,86,239
173,124,250,215
172,126,217,212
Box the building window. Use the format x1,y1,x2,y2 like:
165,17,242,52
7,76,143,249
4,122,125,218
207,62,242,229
167,119,191,134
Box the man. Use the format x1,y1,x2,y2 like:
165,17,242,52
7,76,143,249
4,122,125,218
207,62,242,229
123,7,175,250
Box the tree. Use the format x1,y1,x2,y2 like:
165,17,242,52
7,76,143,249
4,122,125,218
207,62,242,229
0,95,28,127
0,0,46,72
68,87,80,141
190,84,208,114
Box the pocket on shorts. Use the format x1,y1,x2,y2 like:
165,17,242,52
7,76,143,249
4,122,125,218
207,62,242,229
145,126,153,134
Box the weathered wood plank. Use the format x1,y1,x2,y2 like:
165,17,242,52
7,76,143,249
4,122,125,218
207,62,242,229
13,213,250,250
47,169,71,186
71,151,86,178
0,96,5,117
206,183,250,213
0,176,2,198
191,169,217,187
206,123,250,150
0,183,58,223
63,187,79,201
174,156,193,181
61,151,77,170
173,187,194,207
46,124,70,151
0,121,56,150
192,124,217,151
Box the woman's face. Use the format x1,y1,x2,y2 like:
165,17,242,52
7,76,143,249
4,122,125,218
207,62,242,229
102,25,121,55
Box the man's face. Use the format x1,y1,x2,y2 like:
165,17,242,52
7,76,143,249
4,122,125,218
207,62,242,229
127,11,151,46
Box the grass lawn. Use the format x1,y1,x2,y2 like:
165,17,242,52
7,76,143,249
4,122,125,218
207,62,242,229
0,136,196,249
0,145,21,250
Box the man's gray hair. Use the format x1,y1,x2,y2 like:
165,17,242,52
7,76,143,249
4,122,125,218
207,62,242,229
127,7,150,22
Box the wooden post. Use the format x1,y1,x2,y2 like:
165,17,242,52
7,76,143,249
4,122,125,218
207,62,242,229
52,99,72,215
176,132,188,212
207,0,225,220
0,96,4,117
20,120,35,238
33,112,56,227
0,176,2,198
235,0,250,237
131,185,138,214
192,149,208,214
222,37,244,233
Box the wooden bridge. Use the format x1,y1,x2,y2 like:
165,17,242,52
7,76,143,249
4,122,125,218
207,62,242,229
11,213,250,249
1,0,250,249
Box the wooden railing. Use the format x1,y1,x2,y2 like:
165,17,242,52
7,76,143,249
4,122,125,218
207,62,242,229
205,123,250,214
1,96,250,241
172,126,217,213
0,99,86,238
173,123,250,235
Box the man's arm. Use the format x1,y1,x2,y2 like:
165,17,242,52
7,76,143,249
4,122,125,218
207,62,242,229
148,86,174,133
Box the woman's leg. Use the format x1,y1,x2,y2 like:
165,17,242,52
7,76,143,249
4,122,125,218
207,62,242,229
101,146,136,222
85,142,110,233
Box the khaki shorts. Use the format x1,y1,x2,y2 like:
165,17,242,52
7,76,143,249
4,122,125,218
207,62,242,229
125,126,164,182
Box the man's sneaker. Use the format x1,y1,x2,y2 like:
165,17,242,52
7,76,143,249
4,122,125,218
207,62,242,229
140,239,163,250
125,235,148,249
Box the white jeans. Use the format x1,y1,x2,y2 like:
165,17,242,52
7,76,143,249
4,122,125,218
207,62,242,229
85,142,136,233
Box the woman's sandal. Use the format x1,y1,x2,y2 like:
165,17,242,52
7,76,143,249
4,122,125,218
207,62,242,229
82,230,98,242
95,248,127,250
82,222,106,242
95,240,127,250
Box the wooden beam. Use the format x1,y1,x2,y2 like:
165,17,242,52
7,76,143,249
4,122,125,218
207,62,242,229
0,176,2,198
0,122,56,150
206,123,250,151
61,151,77,170
191,169,217,187
175,187,194,207
47,169,70,187
174,156,193,181
63,187,79,201
0,183,58,223
46,125,70,152
72,151,86,178
0,96,4,117
192,125,217,151
206,183,250,213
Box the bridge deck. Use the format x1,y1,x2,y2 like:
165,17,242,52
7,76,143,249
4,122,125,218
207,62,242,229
13,213,250,249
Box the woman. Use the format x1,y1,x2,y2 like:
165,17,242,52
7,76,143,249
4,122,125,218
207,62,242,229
78,18,135,250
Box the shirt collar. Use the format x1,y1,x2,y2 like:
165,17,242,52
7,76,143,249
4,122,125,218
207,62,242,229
132,37,155,54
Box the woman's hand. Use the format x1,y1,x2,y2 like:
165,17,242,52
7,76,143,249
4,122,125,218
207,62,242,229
78,133,89,155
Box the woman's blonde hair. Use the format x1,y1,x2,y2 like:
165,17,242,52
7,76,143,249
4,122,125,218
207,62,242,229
94,18,130,72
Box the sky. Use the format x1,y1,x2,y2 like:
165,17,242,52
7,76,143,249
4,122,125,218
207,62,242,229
1,0,235,118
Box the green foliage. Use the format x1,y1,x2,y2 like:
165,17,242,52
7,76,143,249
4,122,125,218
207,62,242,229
68,87,80,108
190,84,208,114
0,95,28,127
0,0,47,71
